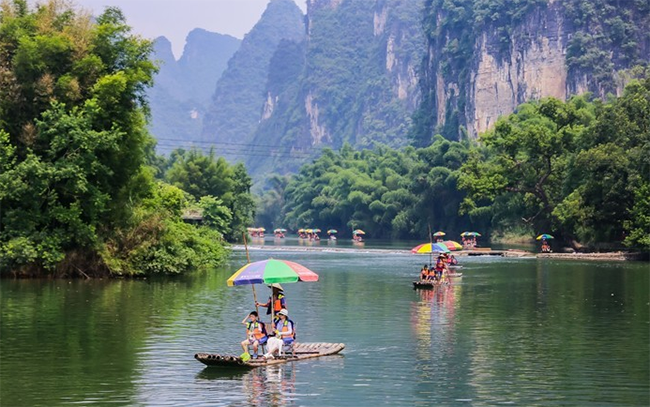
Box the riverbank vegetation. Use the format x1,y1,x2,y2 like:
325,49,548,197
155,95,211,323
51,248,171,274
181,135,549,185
262,74,649,251
0,1,253,277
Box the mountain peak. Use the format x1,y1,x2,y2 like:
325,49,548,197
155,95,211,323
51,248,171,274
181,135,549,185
152,36,176,65
201,0,306,147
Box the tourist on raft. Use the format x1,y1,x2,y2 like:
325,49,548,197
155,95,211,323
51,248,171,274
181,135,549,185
241,311,268,359
434,254,450,283
448,254,458,266
420,264,430,280
256,283,286,315
263,309,295,359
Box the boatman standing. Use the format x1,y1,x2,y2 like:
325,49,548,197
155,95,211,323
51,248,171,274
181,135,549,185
256,283,287,315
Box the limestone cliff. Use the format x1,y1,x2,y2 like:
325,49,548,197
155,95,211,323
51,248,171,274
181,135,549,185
200,0,305,151
413,0,650,143
246,0,425,177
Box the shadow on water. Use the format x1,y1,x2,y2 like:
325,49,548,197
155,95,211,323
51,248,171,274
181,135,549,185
196,366,251,381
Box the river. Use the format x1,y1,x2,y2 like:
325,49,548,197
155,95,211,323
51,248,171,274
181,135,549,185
1,240,648,406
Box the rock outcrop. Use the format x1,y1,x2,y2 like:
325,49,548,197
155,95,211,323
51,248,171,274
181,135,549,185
414,0,650,142
200,0,305,153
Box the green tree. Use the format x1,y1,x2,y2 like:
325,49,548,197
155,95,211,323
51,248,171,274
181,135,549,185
459,97,594,238
0,1,229,275
162,149,254,242
165,148,234,200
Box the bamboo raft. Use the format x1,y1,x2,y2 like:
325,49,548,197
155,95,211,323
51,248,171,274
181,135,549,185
195,342,345,368
413,275,462,289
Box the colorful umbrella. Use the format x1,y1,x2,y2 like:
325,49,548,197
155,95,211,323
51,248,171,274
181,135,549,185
441,240,463,250
298,229,305,233
258,227,266,232
433,231,446,237
411,242,451,254
468,232,481,237
536,234,554,240
353,229,366,235
227,259,319,286
273,228,282,233
327,229,338,234
305,228,313,233
460,231,470,237
313,228,321,233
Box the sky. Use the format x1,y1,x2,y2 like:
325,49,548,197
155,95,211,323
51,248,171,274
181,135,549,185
73,0,307,59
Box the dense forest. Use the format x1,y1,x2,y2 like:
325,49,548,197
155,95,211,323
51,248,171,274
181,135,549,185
0,1,254,276
261,76,649,250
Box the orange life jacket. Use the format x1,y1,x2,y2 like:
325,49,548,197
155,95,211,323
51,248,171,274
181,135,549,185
276,319,294,339
247,321,266,340
273,294,285,312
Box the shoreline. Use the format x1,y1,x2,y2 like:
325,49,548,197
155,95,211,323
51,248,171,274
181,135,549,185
233,245,645,261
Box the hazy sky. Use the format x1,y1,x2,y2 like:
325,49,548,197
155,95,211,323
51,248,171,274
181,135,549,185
74,0,307,59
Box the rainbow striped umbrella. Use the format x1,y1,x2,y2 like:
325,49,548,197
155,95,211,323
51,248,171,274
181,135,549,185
411,242,451,254
536,234,554,240
441,240,463,250
433,231,446,237
227,259,319,286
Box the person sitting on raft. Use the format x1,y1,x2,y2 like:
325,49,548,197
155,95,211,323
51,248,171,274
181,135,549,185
420,264,429,280
241,311,267,359
256,283,286,315
448,254,458,265
263,309,295,359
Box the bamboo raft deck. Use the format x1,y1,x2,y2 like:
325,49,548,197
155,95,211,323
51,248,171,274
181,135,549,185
195,342,345,368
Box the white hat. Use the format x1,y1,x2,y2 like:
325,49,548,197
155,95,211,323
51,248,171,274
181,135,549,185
278,309,288,316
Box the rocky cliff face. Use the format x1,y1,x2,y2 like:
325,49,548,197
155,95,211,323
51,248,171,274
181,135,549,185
245,0,425,177
299,0,424,149
471,4,572,135
200,0,305,153
414,0,650,143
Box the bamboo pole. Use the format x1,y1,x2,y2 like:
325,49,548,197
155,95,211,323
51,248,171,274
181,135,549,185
428,224,433,268
243,232,259,315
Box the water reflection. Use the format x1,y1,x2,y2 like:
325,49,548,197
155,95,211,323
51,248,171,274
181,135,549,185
196,365,297,407
2,253,648,406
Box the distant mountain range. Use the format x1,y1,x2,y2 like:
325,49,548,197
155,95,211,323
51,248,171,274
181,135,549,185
147,0,649,180
148,29,240,152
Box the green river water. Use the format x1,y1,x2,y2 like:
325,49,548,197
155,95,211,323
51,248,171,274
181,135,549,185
1,240,649,406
